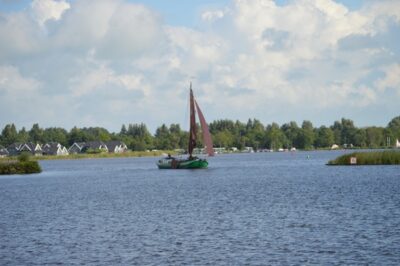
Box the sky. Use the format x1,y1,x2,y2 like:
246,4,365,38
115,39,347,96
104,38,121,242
0,0,399,133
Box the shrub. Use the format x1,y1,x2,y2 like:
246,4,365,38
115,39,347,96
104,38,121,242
85,148,103,154
328,150,400,165
18,152,31,162
0,161,41,175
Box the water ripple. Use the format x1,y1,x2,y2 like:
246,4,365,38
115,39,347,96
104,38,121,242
1,152,400,265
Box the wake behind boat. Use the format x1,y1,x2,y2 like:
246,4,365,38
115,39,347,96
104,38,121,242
156,83,214,169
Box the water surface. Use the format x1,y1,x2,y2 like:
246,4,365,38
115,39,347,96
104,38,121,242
1,151,399,265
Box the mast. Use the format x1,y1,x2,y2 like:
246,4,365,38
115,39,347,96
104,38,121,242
188,83,197,157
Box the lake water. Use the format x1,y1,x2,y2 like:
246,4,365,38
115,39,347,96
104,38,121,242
1,151,399,265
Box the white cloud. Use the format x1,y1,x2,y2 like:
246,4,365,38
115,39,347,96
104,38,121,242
375,64,400,94
0,12,41,58
31,0,70,27
201,10,225,22
0,0,399,131
0,65,40,93
69,62,150,98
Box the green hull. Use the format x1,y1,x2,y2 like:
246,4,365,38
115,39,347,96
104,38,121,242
157,157,208,169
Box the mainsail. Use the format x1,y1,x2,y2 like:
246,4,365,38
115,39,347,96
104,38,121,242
188,83,214,157
195,100,214,156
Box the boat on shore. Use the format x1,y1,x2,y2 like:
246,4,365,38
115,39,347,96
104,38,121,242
156,83,214,169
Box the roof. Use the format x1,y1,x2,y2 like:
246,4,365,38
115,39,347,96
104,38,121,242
8,143,22,150
20,142,42,152
42,143,63,154
83,141,108,150
105,141,127,151
7,142,41,152
0,148,9,155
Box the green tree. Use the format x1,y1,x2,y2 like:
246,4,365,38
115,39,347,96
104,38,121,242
331,120,342,145
126,123,153,151
387,116,400,139
80,127,111,142
17,127,29,143
297,120,315,150
68,127,88,145
281,121,300,148
266,123,287,150
245,119,265,150
154,124,171,150
29,123,44,143
169,124,184,149
353,128,367,147
1,124,18,146
120,124,127,136
366,127,384,148
213,130,234,148
340,118,357,146
315,126,334,148
43,127,68,146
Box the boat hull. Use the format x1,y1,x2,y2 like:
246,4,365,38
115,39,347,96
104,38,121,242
156,158,208,169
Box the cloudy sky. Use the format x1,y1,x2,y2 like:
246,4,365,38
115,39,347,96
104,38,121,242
0,0,399,133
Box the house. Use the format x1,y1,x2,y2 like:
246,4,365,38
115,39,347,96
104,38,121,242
68,142,86,154
241,147,254,153
105,141,128,153
42,143,69,156
0,148,9,158
331,144,339,150
7,143,21,156
83,141,108,153
7,143,43,156
68,141,109,154
213,147,226,154
20,143,43,156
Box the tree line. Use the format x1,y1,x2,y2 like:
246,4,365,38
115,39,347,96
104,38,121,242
1,116,399,151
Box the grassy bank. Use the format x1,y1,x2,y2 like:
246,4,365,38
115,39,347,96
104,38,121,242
328,150,400,165
0,153,42,175
0,150,175,162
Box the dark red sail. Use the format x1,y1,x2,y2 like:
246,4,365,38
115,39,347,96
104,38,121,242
195,100,214,156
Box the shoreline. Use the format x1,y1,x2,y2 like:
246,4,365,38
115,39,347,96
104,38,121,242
327,150,400,165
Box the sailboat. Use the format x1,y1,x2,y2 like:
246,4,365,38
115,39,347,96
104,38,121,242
156,83,214,169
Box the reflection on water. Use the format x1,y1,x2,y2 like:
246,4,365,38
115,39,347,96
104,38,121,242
1,151,399,265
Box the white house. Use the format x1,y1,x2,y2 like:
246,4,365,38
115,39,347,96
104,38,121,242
8,142,43,156
42,143,69,156
105,141,128,153
68,142,86,154
331,144,339,150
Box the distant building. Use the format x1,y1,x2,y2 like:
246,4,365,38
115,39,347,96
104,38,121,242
396,139,400,148
213,147,226,154
242,147,254,153
68,141,109,154
42,143,69,156
331,144,339,150
68,142,86,154
83,141,108,152
0,148,9,158
105,141,128,153
7,143,43,156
